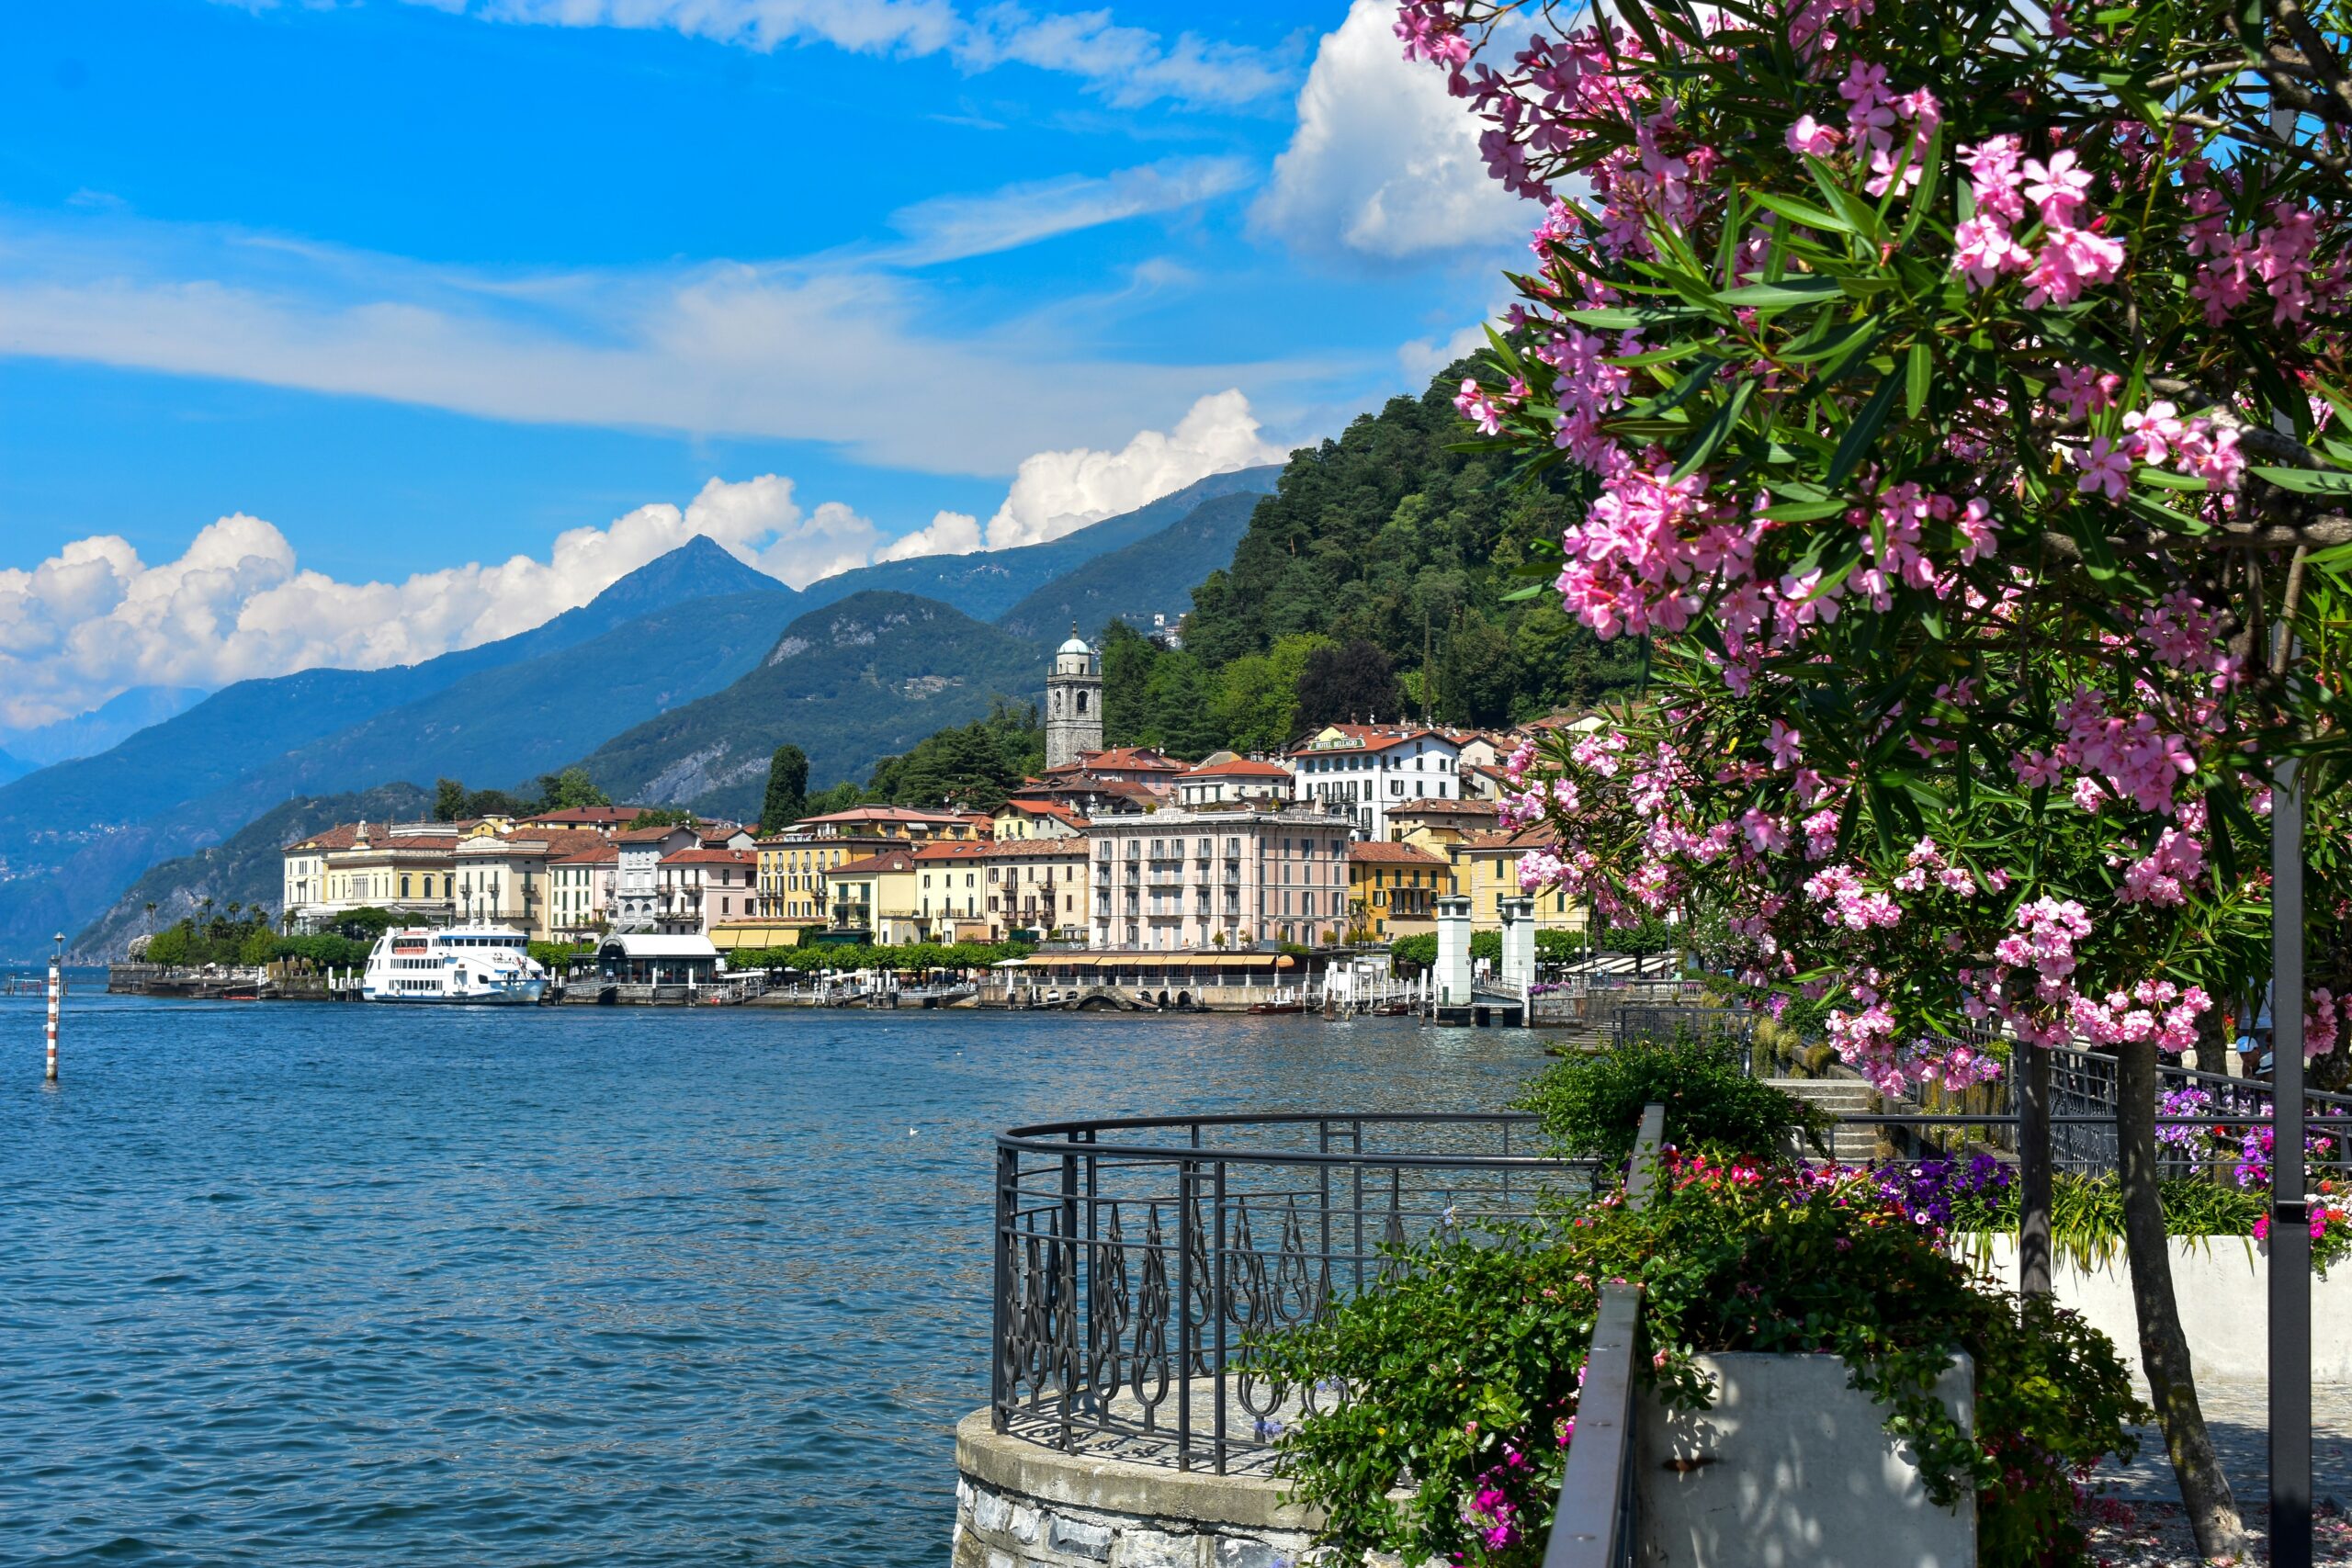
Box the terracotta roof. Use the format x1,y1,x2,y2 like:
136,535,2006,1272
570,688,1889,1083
553,842,620,865
792,806,972,827
522,806,642,825
283,819,458,853
1391,796,1499,817
831,850,923,876
616,824,693,842
1291,725,1454,757
1182,757,1293,779
660,847,758,866
907,841,994,863
1456,824,1560,853
1350,840,1448,866
966,839,1089,861
1076,746,1185,773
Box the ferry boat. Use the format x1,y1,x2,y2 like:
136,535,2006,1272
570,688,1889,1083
362,925,548,1004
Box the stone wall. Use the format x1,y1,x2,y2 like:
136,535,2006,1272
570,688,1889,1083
953,1412,1329,1568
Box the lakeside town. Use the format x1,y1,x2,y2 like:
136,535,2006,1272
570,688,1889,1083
147,632,1607,1005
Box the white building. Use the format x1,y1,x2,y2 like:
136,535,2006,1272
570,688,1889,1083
1289,725,1465,841
612,824,697,931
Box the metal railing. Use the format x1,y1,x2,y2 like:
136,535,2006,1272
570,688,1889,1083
991,1112,1598,1474
1544,1102,1665,1568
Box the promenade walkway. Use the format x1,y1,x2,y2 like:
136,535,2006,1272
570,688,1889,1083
2082,1379,2352,1563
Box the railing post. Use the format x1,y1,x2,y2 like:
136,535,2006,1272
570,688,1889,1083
992,1142,1015,1433
2272,755,2312,1568
1213,1158,1229,1476
1058,1146,1080,1451
1175,1156,1193,1472
2018,1040,2052,1299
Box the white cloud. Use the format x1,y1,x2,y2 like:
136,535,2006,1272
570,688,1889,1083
888,156,1251,265
0,476,887,729
1251,0,1526,262
381,0,1292,108
871,389,1285,562
0,383,1292,725
0,210,1323,479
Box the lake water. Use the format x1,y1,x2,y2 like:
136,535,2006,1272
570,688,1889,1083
0,989,1544,1566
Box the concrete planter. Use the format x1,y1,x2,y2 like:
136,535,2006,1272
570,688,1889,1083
1969,1235,2352,1382
1635,1351,1975,1568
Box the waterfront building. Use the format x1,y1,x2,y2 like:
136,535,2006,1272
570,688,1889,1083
908,841,996,942
1453,823,1586,934
752,831,896,920
284,818,464,929
1347,840,1449,941
972,839,1089,941
1044,628,1103,770
823,844,988,944
612,824,698,930
1173,754,1293,810
654,845,759,936
1084,804,1354,951
548,840,618,942
1288,724,1465,840
591,932,723,987
454,829,608,940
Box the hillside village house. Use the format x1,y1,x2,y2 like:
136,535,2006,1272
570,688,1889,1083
1173,755,1294,809
1086,804,1353,951
1289,725,1465,840
1040,745,1186,788
1385,795,1500,851
973,839,1089,941
657,846,759,937
791,806,985,843
1348,840,1449,941
548,840,617,942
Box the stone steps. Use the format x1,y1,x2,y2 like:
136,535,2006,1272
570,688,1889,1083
1763,1077,1886,1165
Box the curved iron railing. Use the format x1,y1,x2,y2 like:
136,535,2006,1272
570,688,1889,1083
990,1112,1597,1474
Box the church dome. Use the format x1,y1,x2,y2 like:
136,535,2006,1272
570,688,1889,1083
1057,633,1092,656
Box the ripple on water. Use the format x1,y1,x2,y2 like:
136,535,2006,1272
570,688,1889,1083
0,995,1542,1566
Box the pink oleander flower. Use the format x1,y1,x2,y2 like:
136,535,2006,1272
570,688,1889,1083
2074,435,2131,501
2022,150,2093,226
1786,115,1839,157
1765,719,1803,770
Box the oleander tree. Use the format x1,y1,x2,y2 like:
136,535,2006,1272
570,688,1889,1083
1401,0,2352,1553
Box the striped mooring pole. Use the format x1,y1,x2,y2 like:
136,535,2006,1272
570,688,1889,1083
44,930,61,1083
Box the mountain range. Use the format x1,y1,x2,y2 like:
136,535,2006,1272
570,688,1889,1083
30,465,1281,960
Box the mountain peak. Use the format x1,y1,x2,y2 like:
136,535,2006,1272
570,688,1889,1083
589,536,783,614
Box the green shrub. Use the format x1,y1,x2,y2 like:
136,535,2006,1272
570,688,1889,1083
1511,1033,1830,1164
1261,1155,2142,1568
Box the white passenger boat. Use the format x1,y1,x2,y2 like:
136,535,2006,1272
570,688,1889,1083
362,925,548,1004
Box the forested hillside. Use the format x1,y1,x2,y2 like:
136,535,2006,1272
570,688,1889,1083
1177,360,1640,729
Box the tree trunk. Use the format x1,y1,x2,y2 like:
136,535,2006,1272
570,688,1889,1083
2115,1039,2247,1560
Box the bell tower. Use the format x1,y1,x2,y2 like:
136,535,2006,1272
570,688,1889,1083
1046,625,1102,770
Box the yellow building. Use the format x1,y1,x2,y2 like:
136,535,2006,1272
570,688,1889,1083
823,843,990,944
1347,840,1449,941
753,833,896,920
1453,826,1586,932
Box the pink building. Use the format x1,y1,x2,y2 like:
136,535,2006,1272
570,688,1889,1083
1085,805,1354,952
656,846,759,936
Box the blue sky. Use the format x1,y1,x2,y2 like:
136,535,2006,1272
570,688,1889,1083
0,0,1529,728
